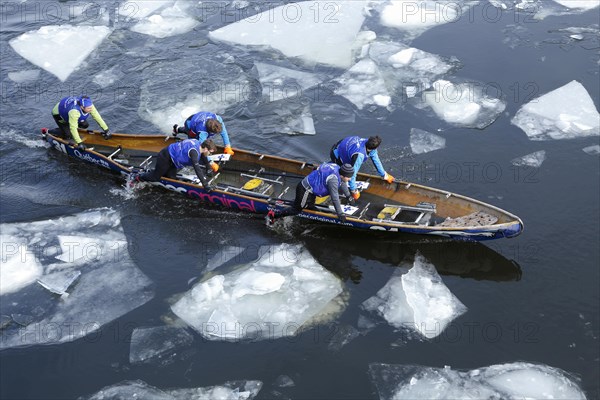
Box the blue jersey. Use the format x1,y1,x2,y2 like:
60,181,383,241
306,163,341,197
57,96,90,124
186,112,231,146
334,136,386,190
168,139,202,169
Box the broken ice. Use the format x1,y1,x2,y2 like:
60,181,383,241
171,244,345,341
254,62,323,103
410,128,446,154
369,362,586,400
80,379,263,400
582,144,600,155
362,252,467,339
130,3,198,38
512,80,600,140
511,150,546,167
0,209,154,350
9,25,111,81
333,59,391,110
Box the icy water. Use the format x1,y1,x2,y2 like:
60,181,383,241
1,1,599,399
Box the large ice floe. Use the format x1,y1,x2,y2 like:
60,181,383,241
171,244,345,341
512,80,600,140
80,380,263,400
209,1,369,68
9,25,111,81
362,252,466,339
421,79,506,129
410,128,446,154
129,2,198,38
0,209,154,350
369,362,587,400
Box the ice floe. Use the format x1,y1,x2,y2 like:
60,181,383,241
553,0,600,11
80,380,263,400
333,59,391,110
257,104,317,136
582,144,600,155
118,0,173,20
206,246,246,272
209,1,369,68
362,252,466,339
511,150,546,167
171,244,344,341
369,362,587,400
421,80,506,129
254,62,323,102
129,326,194,365
130,2,198,38
512,80,600,140
9,25,111,81
410,128,446,154
0,209,154,350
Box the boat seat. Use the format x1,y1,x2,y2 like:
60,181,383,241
374,202,436,225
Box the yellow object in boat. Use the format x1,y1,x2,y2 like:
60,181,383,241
243,178,263,190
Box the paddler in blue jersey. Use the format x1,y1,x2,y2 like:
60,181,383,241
330,135,395,200
135,139,218,191
173,111,234,156
293,163,354,222
50,96,111,150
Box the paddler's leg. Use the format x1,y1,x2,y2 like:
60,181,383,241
139,148,172,181
52,114,70,139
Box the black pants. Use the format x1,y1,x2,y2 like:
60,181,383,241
176,115,195,138
52,114,89,140
330,140,342,165
139,148,177,181
294,181,316,211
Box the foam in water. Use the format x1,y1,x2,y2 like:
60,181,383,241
171,244,344,341
511,150,546,167
368,362,586,400
7,69,40,83
9,25,111,81
209,1,369,68
410,128,446,154
362,252,466,339
512,80,600,140
422,80,506,129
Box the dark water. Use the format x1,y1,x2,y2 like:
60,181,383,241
1,1,599,399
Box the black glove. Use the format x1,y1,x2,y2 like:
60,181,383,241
338,214,347,223
68,140,76,147
205,185,214,193
102,129,111,140
77,143,86,151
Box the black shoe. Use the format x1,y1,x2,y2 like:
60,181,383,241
172,124,178,135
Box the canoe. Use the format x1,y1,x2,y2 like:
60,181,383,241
40,129,524,241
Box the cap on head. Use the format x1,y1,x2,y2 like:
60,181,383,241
340,163,354,177
79,96,93,108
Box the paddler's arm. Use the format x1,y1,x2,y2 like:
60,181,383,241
89,105,109,131
189,148,211,189
326,175,345,218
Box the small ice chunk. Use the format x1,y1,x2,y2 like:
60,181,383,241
374,95,392,107
206,246,246,272
511,150,546,167
327,324,360,351
129,326,193,365
37,270,81,295
570,34,584,40
422,80,505,129
362,252,466,339
209,1,369,68
334,59,390,110
410,128,446,154
254,62,323,103
0,244,43,296
93,66,124,88
7,70,40,83
512,80,600,140
274,375,295,388
9,25,111,81
171,244,344,341
582,144,600,155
